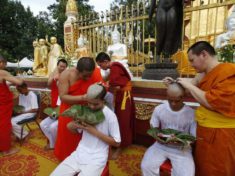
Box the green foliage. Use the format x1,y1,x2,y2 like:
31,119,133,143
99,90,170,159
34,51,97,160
111,0,138,8
0,0,93,63
13,105,25,114
47,0,94,49
216,44,235,63
0,0,38,62
43,107,60,120
61,105,105,125
147,127,196,149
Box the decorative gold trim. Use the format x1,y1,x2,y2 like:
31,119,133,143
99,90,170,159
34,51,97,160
135,102,160,120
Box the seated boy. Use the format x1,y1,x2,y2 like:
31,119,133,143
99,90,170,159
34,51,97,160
141,82,196,176
11,83,38,139
50,83,121,176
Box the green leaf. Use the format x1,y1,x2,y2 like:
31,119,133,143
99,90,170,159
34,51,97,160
43,107,60,120
13,105,25,114
147,127,196,148
61,105,105,125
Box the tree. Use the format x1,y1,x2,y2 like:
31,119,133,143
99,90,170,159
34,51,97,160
47,0,94,49
0,0,38,61
0,0,94,62
36,11,56,40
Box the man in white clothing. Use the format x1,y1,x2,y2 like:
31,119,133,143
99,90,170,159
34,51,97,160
50,83,121,176
141,82,196,176
11,83,38,139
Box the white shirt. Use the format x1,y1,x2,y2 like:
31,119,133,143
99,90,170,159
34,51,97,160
75,106,121,166
150,101,196,152
150,101,196,136
19,91,38,115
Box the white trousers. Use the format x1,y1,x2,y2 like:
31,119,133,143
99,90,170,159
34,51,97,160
40,117,58,148
50,152,105,176
141,143,195,176
11,113,36,138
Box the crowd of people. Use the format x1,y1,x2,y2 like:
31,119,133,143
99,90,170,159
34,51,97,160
0,41,235,176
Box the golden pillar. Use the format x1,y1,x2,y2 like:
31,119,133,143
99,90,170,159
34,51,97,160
64,0,78,54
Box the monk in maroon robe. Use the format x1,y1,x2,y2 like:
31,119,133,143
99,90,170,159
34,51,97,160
96,52,135,156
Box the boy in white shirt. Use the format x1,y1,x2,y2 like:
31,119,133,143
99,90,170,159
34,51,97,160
11,83,38,139
50,83,121,176
141,82,196,176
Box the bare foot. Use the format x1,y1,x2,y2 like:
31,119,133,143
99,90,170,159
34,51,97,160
110,148,122,160
2,148,20,156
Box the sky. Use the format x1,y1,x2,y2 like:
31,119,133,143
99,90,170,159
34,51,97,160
19,0,113,16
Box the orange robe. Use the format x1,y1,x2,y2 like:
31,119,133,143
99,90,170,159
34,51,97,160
195,63,235,176
50,79,59,108
54,67,103,161
0,81,13,151
109,62,135,147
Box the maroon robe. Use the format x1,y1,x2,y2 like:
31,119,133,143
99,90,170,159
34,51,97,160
109,62,135,147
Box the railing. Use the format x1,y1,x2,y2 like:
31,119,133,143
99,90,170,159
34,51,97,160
73,0,234,77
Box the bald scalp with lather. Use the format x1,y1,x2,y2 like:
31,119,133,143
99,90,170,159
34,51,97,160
167,82,185,97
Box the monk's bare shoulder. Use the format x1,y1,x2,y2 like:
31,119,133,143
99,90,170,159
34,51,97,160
0,70,9,82
59,67,78,84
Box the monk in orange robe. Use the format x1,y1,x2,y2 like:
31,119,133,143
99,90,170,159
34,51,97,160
54,57,102,161
40,59,68,150
175,41,235,176
96,52,135,156
47,59,68,107
0,55,23,156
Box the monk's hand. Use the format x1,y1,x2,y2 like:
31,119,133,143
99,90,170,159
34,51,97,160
162,77,174,87
80,94,87,101
176,78,193,90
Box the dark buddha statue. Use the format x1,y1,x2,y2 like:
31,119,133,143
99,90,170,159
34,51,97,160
149,0,187,60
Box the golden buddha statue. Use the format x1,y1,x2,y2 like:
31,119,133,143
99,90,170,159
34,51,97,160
47,36,63,75
34,39,48,77
32,40,40,71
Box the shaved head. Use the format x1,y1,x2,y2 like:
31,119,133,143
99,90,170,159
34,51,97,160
166,82,185,111
167,82,185,97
